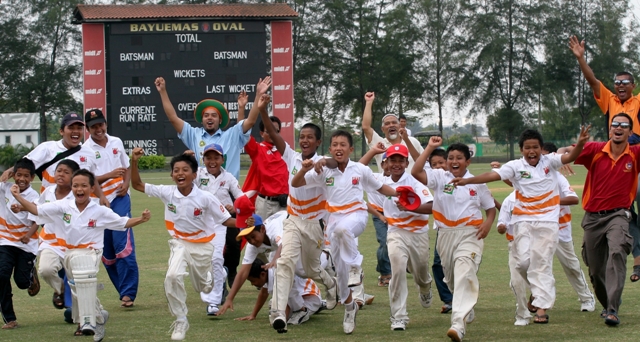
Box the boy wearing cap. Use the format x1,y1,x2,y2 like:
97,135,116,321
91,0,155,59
154,77,271,179
380,144,435,331
195,143,243,316
84,109,139,308
412,137,496,342
130,148,236,341
292,130,398,334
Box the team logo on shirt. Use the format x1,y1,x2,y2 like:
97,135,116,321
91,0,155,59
325,177,335,186
199,140,205,147
352,177,360,185
422,189,430,196
95,151,101,159
168,203,176,213
275,236,281,244
112,148,118,155
543,167,549,175
4,197,8,204
626,162,633,171
220,205,225,213
79,156,87,163
200,178,209,186
469,188,477,199
443,184,455,195
291,166,298,175
519,171,531,179
220,181,225,187
194,208,203,218
88,219,97,228
62,213,71,224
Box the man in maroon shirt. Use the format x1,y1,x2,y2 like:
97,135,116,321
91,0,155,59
571,113,640,326
244,94,289,218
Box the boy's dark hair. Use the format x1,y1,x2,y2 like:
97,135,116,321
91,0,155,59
428,149,447,163
330,130,353,147
446,143,471,160
259,116,282,132
399,115,407,121
14,158,35,176
57,159,80,174
170,153,198,173
518,129,544,149
612,113,634,131
615,72,635,84
301,123,322,140
72,169,96,187
542,142,558,153
248,258,266,279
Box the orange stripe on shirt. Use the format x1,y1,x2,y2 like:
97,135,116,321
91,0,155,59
165,220,215,243
289,194,322,206
432,210,483,228
288,201,327,216
516,190,555,203
42,170,55,184
558,212,572,224
326,201,364,213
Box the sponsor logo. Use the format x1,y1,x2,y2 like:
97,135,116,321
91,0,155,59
200,178,209,186
273,47,290,53
325,177,334,186
168,204,176,214
63,213,71,224
291,166,298,175
95,151,101,159
443,184,455,195
112,148,118,155
519,171,531,179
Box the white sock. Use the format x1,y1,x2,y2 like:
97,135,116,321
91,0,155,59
345,300,355,310
177,316,187,322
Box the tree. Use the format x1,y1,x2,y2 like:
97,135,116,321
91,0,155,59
486,107,525,158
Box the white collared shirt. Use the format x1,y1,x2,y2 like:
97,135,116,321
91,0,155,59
195,167,242,207
86,134,130,202
0,183,39,254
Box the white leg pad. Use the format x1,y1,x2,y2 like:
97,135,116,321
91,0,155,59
69,254,98,331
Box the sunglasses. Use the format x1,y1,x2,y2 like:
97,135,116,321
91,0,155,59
611,121,631,128
614,79,633,86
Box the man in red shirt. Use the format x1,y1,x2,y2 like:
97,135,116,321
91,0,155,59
572,113,640,326
244,94,289,218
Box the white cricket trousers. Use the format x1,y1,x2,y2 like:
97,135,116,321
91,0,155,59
438,227,483,335
326,210,367,303
387,229,432,323
39,248,64,294
200,227,227,305
508,241,532,321
63,248,105,325
274,215,335,314
513,221,559,310
165,238,213,318
555,240,593,302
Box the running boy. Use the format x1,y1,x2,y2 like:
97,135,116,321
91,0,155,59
449,127,590,326
130,148,236,341
412,138,496,342
0,159,40,329
12,169,150,342
292,130,397,334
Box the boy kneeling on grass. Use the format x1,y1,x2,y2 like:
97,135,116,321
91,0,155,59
130,148,236,341
13,168,150,342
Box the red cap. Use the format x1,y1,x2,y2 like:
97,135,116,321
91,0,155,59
396,186,421,211
386,144,409,158
234,195,255,228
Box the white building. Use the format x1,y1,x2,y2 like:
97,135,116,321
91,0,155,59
0,113,40,147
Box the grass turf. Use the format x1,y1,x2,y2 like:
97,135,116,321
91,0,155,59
4,163,640,341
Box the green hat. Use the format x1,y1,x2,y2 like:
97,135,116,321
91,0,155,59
194,99,229,129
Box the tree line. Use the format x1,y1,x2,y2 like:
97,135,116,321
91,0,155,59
1,0,638,159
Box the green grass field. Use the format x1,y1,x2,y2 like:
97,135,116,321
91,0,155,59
4,164,640,341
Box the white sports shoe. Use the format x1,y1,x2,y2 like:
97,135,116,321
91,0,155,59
324,277,338,310
287,308,311,325
343,302,359,334
447,327,464,342
202,271,213,294
465,309,475,324
581,298,596,312
390,319,406,331
93,310,108,342
206,304,219,316
170,320,189,341
514,317,530,326
348,266,363,287
419,290,433,308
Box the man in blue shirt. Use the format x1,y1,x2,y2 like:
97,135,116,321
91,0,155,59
154,76,272,179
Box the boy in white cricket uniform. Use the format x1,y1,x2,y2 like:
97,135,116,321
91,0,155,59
195,143,243,316
0,159,40,329
130,148,235,341
292,130,397,334
450,127,590,326
13,169,150,342
412,138,496,342
381,144,435,331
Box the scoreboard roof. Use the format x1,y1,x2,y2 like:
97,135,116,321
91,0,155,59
73,4,298,23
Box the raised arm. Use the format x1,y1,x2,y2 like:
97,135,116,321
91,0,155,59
361,92,375,144
258,94,286,155
130,147,147,193
292,159,314,188
569,36,601,98
237,91,248,122
242,77,272,133
412,136,442,185
10,185,38,215
400,128,420,160
451,171,501,187
560,125,591,165
359,142,386,165
155,77,185,134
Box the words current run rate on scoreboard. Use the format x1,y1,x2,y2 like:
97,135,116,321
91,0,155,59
105,21,267,156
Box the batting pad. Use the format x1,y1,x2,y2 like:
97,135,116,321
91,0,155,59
69,254,98,331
